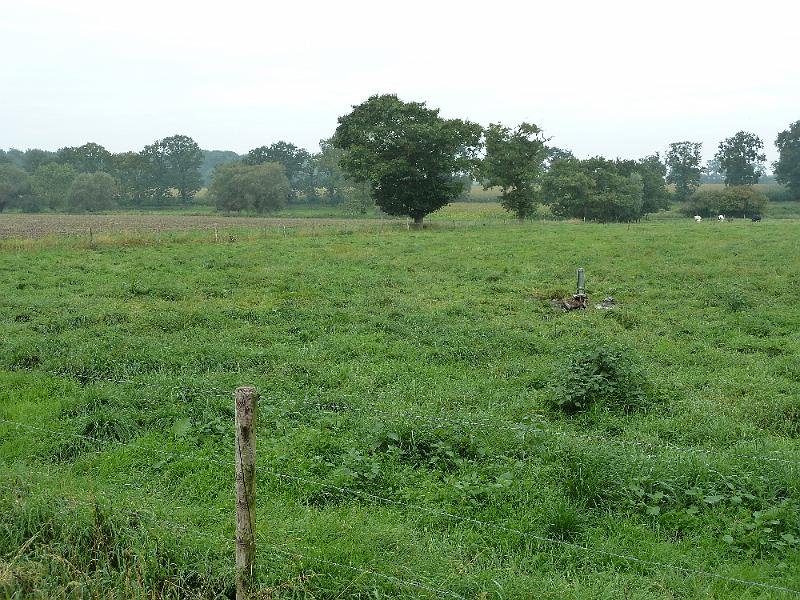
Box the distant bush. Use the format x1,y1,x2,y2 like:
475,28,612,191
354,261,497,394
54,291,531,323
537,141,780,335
66,172,117,212
341,183,374,214
682,185,768,218
30,163,78,211
210,162,290,213
550,340,648,414
0,164,31,212
681,188,718,217
718,186,769,217
541,156,668,222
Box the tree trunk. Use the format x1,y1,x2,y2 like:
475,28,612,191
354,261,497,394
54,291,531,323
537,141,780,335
413,215,424,228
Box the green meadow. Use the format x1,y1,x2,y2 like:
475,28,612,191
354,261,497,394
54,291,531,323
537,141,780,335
2,216,800,598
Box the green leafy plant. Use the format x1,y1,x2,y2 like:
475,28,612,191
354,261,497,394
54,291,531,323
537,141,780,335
550,340,649,414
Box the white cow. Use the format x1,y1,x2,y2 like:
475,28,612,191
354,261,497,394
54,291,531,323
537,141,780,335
718,214,726,221
694,215,702,222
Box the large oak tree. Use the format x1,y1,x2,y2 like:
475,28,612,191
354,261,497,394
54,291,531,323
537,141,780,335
332,94,482,226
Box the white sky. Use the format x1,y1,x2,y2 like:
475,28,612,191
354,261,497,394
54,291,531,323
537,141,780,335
2,0,798,168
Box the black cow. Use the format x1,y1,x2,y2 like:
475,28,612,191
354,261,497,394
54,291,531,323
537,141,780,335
751,215,762,222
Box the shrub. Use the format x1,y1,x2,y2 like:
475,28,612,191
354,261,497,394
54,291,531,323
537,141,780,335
718,185,768,217
550,340,648,414
681,187,719,217
683,185,768,218
542,157,647,222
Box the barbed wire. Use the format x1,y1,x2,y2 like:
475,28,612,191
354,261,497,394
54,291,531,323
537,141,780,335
0,475,466,599
349,406,800,467
1,419,798,596
261,544,469,599
24,367,232,398
271,397,800,468
7,366,800,467
253,467,800,595
0,217,540,244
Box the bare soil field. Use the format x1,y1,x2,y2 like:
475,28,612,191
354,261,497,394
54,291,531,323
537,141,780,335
0,213,383,240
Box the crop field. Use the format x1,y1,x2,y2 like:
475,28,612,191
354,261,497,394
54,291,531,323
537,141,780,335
0,213,383,241
0,204,515,242
2,216,800,598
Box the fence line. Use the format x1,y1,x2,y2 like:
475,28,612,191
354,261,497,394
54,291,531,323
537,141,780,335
29,367,232,399
10,367,800,467
347,406,800,467
0,476,467,599
257,543,469,600
2,417,798,596
1,217,552,244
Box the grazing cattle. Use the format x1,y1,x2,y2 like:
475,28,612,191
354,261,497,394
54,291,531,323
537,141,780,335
751,214,762,222
694,215,702,222
718,214,725,221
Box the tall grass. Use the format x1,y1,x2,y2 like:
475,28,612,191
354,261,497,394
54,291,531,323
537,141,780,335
2,219,800,597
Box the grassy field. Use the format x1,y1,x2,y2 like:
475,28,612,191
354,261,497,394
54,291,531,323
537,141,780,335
2,217,800,598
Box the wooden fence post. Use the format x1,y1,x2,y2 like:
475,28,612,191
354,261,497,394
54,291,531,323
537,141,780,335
235,386,258,599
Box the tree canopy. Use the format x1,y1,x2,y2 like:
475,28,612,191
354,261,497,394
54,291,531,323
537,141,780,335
57,142,112,174
665,141,703,202
614,154,670,215
141,134,204,202
30,163,78,211
0,164,31,212
774,121,800,198
480,122,549,221
315,137,373,210
66,172,117,212
210,162,290,213
541,157,646,222
22,149,57,174
715,131,766,186
244,142,312,200
200,150,242,186
332,94,482,225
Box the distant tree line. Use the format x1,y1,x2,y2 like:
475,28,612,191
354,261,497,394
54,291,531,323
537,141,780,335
329,95,798,224
0,136,377,215
2,100,798,222
0,135,205,212
663,127,800,218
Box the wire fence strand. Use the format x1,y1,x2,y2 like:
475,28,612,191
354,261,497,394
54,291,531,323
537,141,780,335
0,476,467,599
8,366,800,467
1,418,798,596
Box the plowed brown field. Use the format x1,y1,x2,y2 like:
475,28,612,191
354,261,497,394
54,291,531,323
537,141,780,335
0,214,383,240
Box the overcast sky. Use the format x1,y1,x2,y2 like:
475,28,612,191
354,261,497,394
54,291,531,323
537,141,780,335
2,0,798,168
